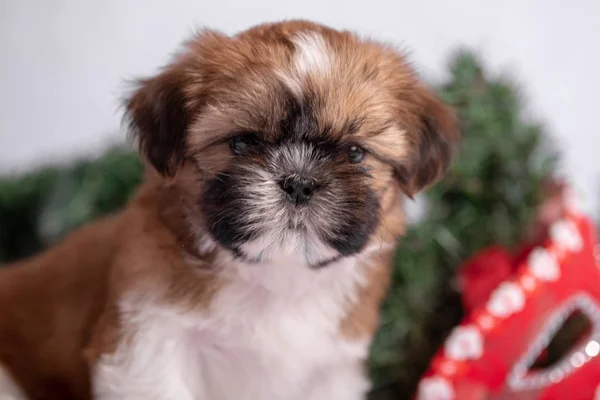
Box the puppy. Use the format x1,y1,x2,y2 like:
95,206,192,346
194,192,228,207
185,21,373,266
0,20,459,400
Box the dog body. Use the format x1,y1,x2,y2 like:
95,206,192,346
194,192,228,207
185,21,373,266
0,182,396,400
0,20,458,399
91,203,379,400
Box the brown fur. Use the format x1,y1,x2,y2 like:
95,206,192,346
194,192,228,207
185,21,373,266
0,179,210,399
0,20,458,399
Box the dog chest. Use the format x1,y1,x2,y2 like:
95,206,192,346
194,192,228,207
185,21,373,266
93,261,369,399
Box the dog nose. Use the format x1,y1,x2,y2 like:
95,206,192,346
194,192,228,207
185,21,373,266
280,176,316,205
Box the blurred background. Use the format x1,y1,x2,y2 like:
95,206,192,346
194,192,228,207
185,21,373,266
1,1,599,399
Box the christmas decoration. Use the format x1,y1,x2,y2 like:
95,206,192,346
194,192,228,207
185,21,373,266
0,51,559,398
417,199,600,399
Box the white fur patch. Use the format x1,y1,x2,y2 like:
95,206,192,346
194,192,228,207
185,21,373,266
277,32,332,96
0,366,26,400
292,32,331,76
93,255,373,400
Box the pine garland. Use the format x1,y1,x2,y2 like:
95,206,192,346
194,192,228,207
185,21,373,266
0,148,142,262
0,51,556,397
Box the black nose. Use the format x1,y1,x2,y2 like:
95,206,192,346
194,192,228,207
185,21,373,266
280,176,316,205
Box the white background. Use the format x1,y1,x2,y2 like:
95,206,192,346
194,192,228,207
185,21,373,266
1,0,598,213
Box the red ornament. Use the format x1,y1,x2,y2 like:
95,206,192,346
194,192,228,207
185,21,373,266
458,246,514,314
417,205,600,399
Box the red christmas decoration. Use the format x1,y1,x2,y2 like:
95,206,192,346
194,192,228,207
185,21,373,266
417,198,600,399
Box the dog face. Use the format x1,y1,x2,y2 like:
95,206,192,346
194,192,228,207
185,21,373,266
125,21,458,267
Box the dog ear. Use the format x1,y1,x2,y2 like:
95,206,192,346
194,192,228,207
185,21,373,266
124,68,191,177
396,86,460,197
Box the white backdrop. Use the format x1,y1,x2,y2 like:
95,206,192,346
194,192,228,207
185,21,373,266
1,0,598,213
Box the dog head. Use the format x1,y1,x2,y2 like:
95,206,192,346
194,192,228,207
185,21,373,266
125,20,459,267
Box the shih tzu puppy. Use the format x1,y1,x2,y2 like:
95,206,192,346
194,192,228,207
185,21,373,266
0,20,459,400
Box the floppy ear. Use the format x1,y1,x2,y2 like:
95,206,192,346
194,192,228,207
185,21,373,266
396,86,460,197
124,69,191,177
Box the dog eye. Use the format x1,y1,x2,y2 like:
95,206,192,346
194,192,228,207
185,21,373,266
230,134,261,155
348,145,365,163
